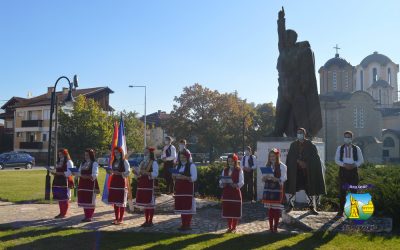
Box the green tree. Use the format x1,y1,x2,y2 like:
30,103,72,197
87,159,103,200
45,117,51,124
112,111,144,155
58,95,113,162
164,83,266,161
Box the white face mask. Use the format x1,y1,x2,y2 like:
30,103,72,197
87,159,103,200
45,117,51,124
297,133,304,141
344,138,352,144
179,144,185,151
181,160,187,165
165,140,170,145
144,155,149,161
244,150,250,156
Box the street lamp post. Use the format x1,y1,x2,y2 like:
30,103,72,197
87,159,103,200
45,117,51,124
128,85,147,147
45,75,78,200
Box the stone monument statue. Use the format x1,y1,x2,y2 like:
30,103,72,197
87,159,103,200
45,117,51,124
272,7,322,138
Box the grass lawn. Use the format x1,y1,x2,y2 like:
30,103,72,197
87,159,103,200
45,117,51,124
0,226,399,250
0,169,107,203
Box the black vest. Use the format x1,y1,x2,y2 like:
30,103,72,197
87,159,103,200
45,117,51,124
242,155,254,167
339,144,358,161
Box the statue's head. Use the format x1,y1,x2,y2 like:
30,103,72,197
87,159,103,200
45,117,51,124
286,29,297,47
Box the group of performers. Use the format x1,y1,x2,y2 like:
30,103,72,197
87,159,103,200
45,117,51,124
50,128,364,232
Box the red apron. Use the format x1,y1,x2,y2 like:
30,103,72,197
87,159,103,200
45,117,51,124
77,162,100,208
174,179,194,214
262,165,284,209
135,175,154,208
52,161,74,201
108,162,128,207
221,168,242,219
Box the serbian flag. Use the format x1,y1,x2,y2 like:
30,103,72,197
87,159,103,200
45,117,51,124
102,121,119,203
117,116,134,210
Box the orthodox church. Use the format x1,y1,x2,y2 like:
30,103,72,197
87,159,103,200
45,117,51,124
318,49,400,163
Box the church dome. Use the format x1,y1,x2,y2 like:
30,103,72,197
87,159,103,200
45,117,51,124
323,53,352,69
360,51,393,68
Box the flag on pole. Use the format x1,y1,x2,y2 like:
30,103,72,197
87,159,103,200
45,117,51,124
102,121,119,204
117,116,134,210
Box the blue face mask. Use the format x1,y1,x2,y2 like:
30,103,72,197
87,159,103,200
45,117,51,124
344,138,352,144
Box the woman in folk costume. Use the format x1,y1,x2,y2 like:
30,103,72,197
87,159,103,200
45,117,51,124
51,148,74,219
107,146,130,225
220,153,244,233
134,147,159,227
262,148,287,233
75,149,100,222
173,149,197,231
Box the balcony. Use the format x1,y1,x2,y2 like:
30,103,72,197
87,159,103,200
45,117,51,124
20,142,44,149
21,120,43,127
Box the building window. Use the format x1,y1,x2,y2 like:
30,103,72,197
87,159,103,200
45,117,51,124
5,120,13,128
16,132,21,137
372,68,378,83
388,68,391,84
383,137,395,147
383,150,389,157
379,89,382,104
360,70,364,90
43,110,50,120
27,111,33,120
353,107,365,128
42,133,47,142
332,71,337,90
344,71,349,90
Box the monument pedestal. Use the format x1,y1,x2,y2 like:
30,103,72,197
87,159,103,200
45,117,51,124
256,137,325,203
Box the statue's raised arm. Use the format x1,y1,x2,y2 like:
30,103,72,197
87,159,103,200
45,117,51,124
277,7,286,52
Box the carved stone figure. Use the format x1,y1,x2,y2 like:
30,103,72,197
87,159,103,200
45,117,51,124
272,7,322,138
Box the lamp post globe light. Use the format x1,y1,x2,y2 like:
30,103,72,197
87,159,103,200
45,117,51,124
45,75,78,200
128,85,147,147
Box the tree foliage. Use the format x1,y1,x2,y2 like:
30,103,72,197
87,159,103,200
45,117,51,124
164,83,275,161
58,95,113,162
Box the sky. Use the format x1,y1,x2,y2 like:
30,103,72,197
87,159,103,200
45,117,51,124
1,0,400,117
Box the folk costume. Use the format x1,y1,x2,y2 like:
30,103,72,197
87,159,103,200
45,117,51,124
77,159,100,221
107,154,130,224
220,154,244,233
52,149,74,218
262,149,287,232
173,150,197,230
134,147,159,226
240,147,256,201
162,136,177,194
285,128,326,214
334,134,364,216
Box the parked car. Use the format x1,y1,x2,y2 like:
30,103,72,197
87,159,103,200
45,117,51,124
0,152,35,170
191,153,209,164
97,154,110,167
219,153,232,162
128,153,144,167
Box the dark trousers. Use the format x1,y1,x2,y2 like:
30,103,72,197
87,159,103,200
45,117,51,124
241,170,254,201
163,160,174,194
339,167,359,212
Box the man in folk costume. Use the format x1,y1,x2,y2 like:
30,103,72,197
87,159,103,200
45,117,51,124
134,147,159,227
220,154,244,233
74,149,100,222
285,128,326,215
240,146,257,202
262,148,287,233
107,146,131,225
51,148,74,219
334,131,364,217
162,136,177,194
173,149,197,231
177,139,192,163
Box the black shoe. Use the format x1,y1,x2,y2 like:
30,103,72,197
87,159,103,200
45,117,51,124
81,218,92,222
336,211,344,217
309,206,319,215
